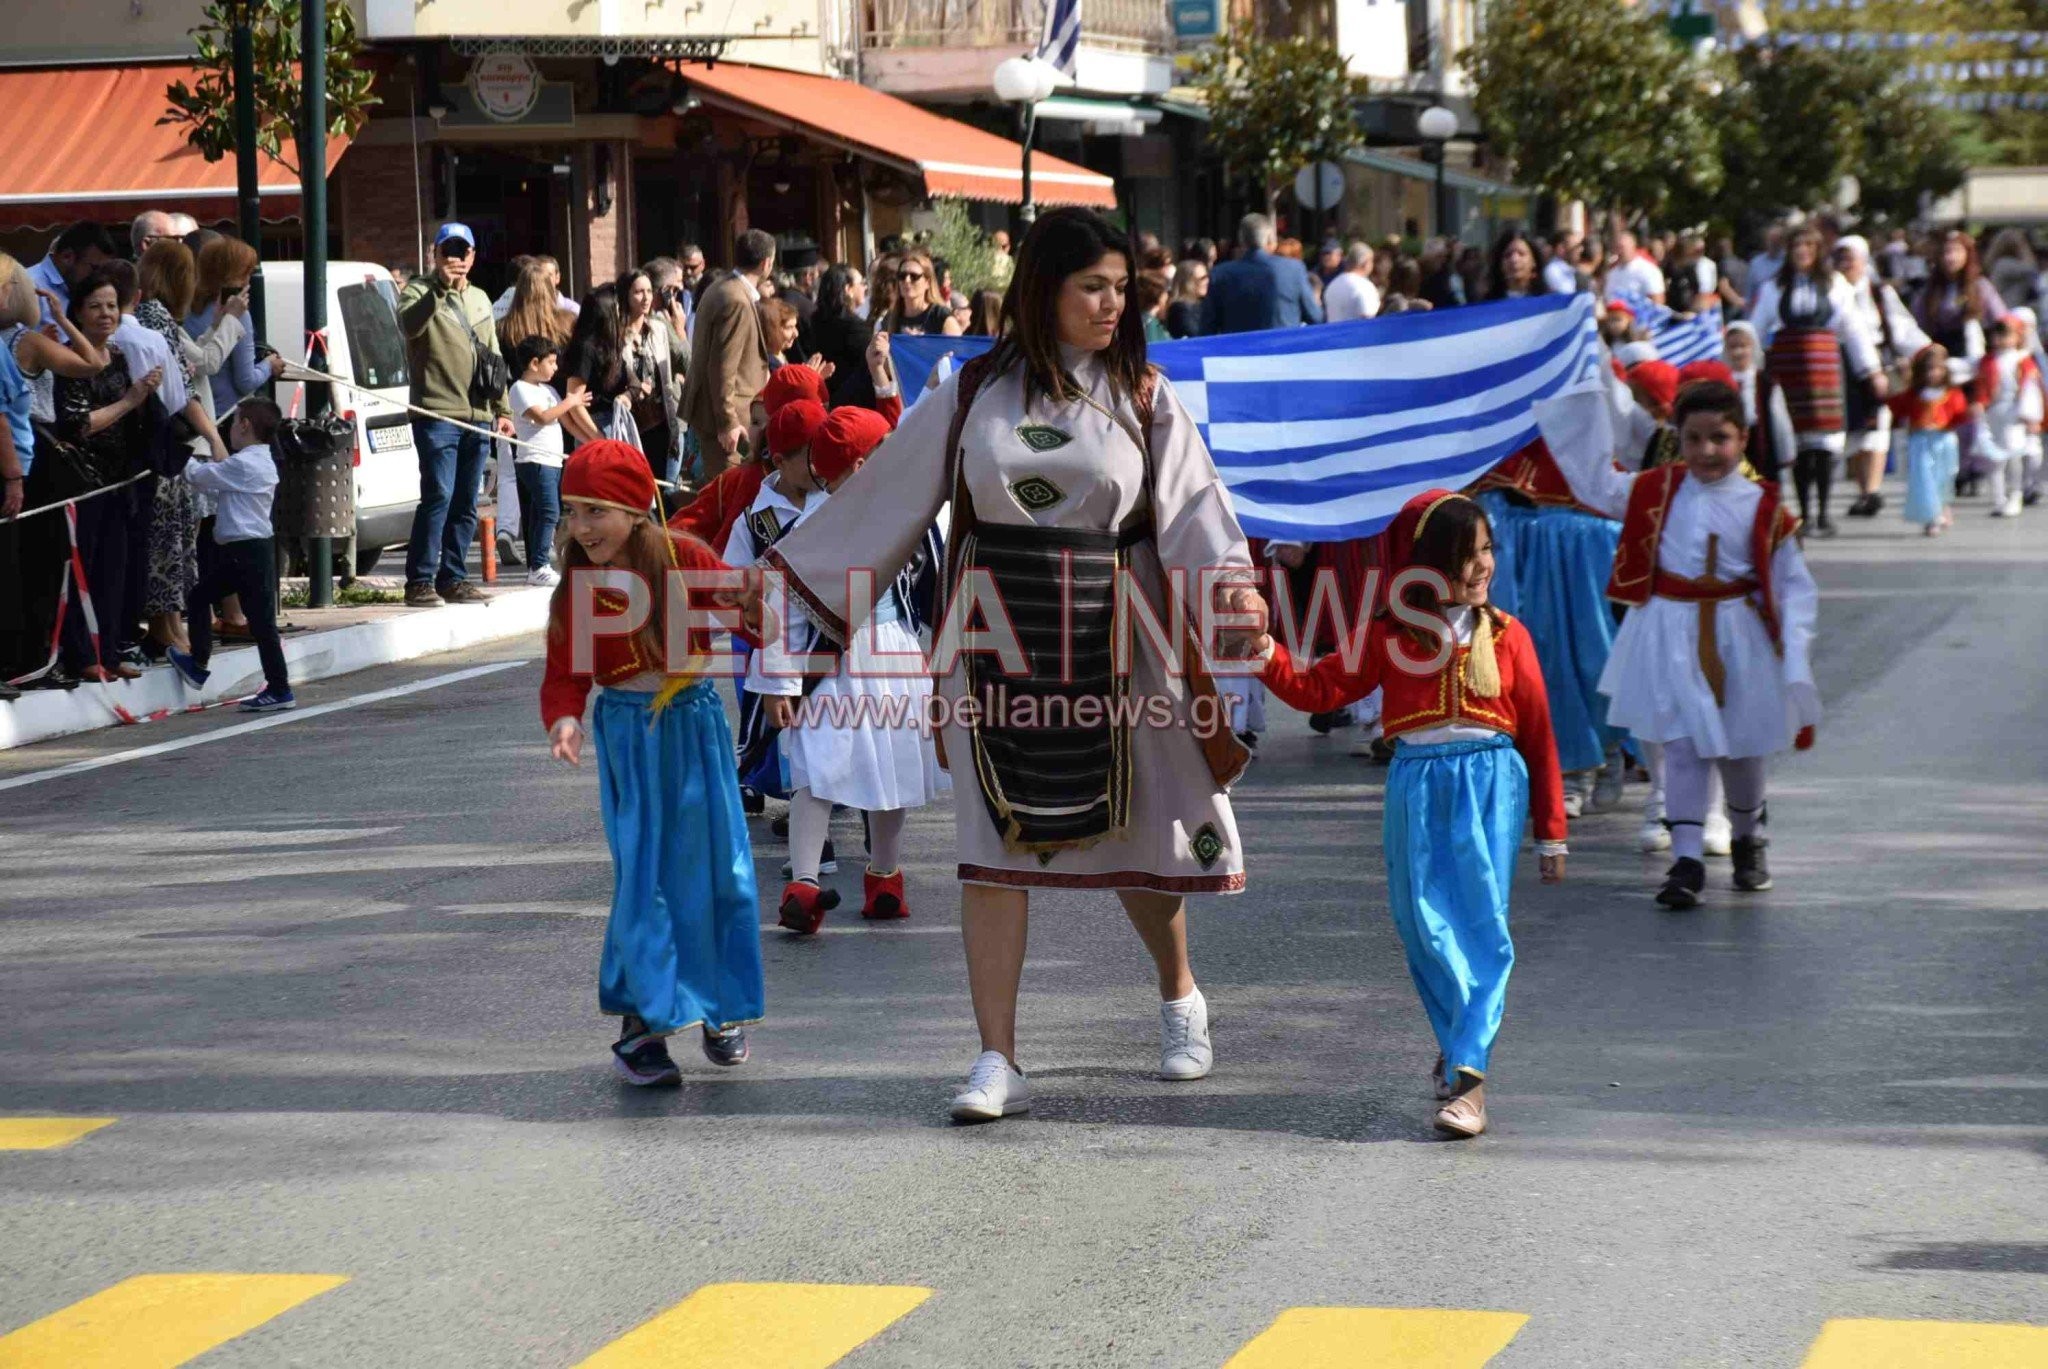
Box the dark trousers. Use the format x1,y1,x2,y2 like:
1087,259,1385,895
406,417,489,589
187,536,288,694
514,460,561,571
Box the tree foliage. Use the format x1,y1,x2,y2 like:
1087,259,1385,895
1464,0,1722,218
160,0,377,179
1192,32,1356,210
919,198,1001,297
1709,45,1965,230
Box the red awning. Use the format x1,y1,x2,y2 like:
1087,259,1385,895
677,62,1118,209
0,64,348,231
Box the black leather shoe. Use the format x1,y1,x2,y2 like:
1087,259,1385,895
1731,836,1773,892
1657,857,1706,910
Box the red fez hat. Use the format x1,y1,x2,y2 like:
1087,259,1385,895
1606,297,1636,321
760,364,829,417
1627,359,1680,413
561,438,656,515
1677,359,1736,389
808,406,893,485
767,400,828,460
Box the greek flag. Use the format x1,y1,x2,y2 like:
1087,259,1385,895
888,293,1605,543
1037,0,1081,77
1609,283,1725,366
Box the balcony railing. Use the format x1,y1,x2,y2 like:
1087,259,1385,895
861,0,1173,57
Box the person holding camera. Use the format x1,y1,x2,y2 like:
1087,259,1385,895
398,222,516,607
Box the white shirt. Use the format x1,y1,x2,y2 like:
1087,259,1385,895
114,314,185,414
510,379,566,465
1543,256,1581,295
184,443,279,543
1322,271,1380,323
1607,254,1665,303
724,472,828,697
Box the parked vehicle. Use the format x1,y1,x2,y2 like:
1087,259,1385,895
263,262,418,575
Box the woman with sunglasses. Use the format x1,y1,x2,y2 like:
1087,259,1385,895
882,249,963,337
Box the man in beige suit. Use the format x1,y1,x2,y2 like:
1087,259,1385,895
683,228,777,480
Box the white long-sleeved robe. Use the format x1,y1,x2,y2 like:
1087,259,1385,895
764,347,1252,894
1535,382,1822,759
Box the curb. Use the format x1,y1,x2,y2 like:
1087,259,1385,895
1,587,552,751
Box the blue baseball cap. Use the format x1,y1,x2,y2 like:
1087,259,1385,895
434,222,476,251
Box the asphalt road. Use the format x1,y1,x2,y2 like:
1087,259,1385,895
2,479,2045,1367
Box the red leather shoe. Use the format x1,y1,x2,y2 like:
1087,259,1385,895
861,868,908,920
777,880,839,935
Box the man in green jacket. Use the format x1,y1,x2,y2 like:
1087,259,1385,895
398,222,515,607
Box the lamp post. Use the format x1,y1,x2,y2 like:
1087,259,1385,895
994,55,1060,227
1418,103,1458,245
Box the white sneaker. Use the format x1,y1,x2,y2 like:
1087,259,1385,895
1703,812,1733,858
528,564,561,588
1348,727,1384,758
1639,815,1672,853
1158,988,1213,1081
1562,788,1586,820
949,1050,1029,1121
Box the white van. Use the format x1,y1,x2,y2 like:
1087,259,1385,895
261,261,418,574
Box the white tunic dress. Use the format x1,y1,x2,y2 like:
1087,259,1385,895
765,347,1253,894
1536,382,1822,760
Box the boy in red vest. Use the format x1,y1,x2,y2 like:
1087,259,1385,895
1535,376,1820,908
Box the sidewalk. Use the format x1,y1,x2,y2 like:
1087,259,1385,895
1,583,551,750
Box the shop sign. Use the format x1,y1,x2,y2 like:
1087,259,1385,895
468,48,542,123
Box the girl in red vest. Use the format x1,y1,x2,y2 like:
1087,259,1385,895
1256,490,1567,1139
541,440,766,1086
1536,379,1820,910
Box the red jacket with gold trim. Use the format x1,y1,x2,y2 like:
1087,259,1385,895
1606,464,1800,654
1260,613,1567,842
540,531,750,728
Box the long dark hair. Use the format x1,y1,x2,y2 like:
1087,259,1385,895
1483,228,1538,301
1775,224,1834,295
1405,495,1493,610
815,262,861,323
1922,230,1987,321
565,283,626,393
967,288,1003,337
991,208,1148,404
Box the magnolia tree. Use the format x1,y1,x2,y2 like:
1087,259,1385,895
159,0,377,177
1192,32,1356,215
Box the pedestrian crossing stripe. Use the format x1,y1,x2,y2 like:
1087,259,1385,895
572,1282,932,1368
0,1118,116,1151
4,1284,2045,1366
1800,1317,2048,1366
1223,1308,1528,1366
0,1273,346,1368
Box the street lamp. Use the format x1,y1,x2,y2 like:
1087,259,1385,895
1418,103,1458,245
994,55,1060,226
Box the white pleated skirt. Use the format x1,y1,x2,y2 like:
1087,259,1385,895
785,617,950,811
1600,597,1820,760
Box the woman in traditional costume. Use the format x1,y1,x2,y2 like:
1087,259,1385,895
1750,225,1884,538
735,209,1266,1123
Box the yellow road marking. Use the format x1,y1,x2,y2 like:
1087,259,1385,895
1801,1317,2048,1366
575,1282,932,1368
0,1118,116,1150
0,1273,346,1368
1224,1307,1529,1368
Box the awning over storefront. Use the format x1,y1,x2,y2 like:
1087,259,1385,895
0,64,348,231
677,62,1118,209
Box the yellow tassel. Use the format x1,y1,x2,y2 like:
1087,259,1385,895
648,672,699,718
1464,609,1502,699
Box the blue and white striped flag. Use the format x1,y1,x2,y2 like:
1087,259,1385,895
888,293,1605,543
1609,283,1724,366
1037,0,1081,77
